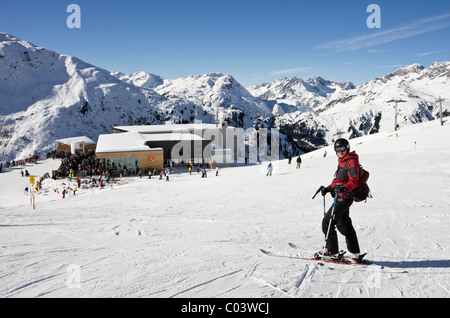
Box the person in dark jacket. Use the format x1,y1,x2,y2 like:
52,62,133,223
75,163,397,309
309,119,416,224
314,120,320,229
319,138,360,261
296,156,302,169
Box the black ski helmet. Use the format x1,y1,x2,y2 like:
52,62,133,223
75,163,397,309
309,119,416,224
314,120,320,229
334,138,350,152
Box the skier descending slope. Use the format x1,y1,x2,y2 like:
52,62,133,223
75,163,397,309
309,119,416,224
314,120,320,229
318,138,361,262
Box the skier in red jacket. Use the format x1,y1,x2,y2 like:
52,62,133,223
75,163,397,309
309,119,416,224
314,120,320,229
319,138,361,261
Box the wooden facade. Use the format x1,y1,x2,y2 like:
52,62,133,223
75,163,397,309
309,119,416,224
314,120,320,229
56,142,97,154
95,149,164,171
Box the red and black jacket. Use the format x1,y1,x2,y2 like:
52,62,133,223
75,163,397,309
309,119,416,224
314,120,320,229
329,151,360,199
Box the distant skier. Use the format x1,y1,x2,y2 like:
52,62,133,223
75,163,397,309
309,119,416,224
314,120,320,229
266,163,273,176
318,138,361,261
215,167,219,176
296,156,302,169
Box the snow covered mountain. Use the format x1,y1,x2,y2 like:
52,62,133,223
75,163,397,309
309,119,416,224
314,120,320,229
154,73,272,117
268,62,450,151
0,33,275,161
111,71,164,90
122,63,449,154
0,33,171,160
0,32,449,161
247,76,356,111
124,71,274,128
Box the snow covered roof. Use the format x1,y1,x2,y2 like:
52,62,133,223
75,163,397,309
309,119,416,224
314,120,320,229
96,131,204,154
144,133,204,141
96,132,157,153
55,136,96,145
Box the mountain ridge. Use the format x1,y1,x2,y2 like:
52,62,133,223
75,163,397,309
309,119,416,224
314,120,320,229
0,32,449,160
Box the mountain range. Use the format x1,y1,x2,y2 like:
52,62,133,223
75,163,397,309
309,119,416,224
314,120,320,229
0,32,449,161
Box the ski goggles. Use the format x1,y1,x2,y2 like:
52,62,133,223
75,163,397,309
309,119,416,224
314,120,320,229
335,146,347,153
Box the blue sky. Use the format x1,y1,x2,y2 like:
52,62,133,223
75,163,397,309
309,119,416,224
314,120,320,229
1,0,449,87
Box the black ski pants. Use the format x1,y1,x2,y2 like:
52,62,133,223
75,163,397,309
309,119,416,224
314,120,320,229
322,196,360,255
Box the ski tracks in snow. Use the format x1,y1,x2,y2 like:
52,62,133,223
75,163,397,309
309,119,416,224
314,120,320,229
112,218,146,237
252,246,414,298
248,255,321,298
167,269,244,298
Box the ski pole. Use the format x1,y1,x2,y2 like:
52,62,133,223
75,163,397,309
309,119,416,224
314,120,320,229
323,195,326,216
324,195,337,243
322,195,338,261
312,186,324,200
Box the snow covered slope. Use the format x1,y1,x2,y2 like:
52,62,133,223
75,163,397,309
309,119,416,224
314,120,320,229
1,119,449,298
111,71,164,90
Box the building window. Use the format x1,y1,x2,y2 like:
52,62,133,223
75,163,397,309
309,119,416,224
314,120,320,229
105,157,139,175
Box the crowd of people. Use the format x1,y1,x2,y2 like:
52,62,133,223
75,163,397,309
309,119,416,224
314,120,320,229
8,149,271,201
51,150,106,180
1,155,40,171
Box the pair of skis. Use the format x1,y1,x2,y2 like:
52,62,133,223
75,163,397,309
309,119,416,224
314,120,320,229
260,243,373,267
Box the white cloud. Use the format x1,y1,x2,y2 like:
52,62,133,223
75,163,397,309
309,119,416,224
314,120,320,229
317,13,450,52
269,67,313,76
380,64,405,69
413,50,443,57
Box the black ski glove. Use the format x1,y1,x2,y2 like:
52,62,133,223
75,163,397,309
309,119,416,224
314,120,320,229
321,186,332,196
333,185,346,194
